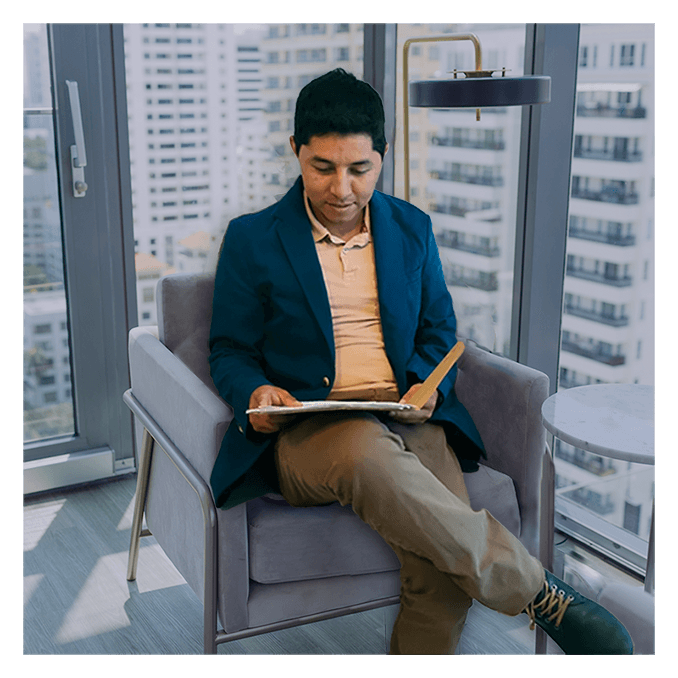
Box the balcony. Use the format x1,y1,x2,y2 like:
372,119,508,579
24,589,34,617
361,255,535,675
576,104,647,119
571,187,639,205
430,203,470,218
435,231,500,257
430,135,505,151
444,271,498,292
563,303,630,327
566,266,633,287
555,442,616,477
430,170,504,188
561,339,626,365
573,148,643,163
568,225,635,246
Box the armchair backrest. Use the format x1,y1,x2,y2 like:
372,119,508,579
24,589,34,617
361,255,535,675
157,273,217,393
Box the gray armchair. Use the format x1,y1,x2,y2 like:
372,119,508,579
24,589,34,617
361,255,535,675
124,272,554,654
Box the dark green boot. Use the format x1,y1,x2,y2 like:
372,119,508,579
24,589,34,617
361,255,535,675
525,570,634,654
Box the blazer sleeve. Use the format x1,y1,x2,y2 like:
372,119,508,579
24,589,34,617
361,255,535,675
405,218,459,401
208,220,272,433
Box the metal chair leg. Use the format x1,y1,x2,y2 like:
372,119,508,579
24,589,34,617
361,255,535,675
127,427,155,582
536,443,556,654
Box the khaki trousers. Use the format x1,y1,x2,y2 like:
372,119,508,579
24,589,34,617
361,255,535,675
274,412,544,654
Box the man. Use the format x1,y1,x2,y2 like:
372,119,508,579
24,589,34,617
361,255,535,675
209,68,633,655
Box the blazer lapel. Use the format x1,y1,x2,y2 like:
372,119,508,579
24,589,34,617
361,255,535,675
274,178,335,357
370,191,410,389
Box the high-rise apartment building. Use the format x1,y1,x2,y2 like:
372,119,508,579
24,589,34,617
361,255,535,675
124,23,264,269
122,23,365,324
256,23,364,205
553,24,655,546
561,23,654,390
123,22,365,309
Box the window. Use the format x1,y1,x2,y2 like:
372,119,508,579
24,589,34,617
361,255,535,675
395,23,527,357
23,24,135,488
556,24,654,571
123,22,363,311
23,26,77,444
620,44,635,66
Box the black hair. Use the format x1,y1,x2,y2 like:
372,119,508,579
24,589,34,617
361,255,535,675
293,68,387,158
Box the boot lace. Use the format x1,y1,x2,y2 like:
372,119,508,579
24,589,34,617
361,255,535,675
525,582,575,631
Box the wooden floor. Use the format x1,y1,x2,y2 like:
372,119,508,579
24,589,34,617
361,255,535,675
23,474,550,655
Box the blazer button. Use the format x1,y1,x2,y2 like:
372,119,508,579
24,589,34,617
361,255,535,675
322,376,331,387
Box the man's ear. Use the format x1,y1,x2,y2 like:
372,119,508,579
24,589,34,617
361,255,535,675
289,136,298,156
383,142,390,157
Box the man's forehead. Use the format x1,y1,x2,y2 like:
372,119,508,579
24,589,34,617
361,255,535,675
311,155,372,166
302,133,377,163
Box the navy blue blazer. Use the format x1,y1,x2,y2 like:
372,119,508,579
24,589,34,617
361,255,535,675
209,177,486,509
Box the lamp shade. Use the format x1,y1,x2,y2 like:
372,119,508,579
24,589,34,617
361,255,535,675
409,75,551,108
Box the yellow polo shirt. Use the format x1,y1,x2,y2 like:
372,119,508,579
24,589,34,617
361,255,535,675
303,191,399,401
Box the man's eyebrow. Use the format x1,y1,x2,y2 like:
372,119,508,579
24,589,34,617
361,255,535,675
310,156,373,167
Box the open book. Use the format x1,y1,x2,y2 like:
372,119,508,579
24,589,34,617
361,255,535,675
246,341,465,416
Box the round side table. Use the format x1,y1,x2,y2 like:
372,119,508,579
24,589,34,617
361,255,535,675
541,384,654,593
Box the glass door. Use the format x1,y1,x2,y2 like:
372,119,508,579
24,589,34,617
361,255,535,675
23,24,75,443
23,24,137,492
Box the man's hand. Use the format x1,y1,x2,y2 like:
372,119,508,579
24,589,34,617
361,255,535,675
389,383,438,424
248,385,302,434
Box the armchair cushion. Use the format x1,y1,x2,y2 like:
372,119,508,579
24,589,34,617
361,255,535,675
246,463,519,585
247,498,400,585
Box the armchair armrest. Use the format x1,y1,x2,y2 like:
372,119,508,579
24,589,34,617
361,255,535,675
128,325,232,484
128,327,252,631
455,342,549,556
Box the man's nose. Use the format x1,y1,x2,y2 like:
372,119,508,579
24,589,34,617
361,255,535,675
329,171,351,200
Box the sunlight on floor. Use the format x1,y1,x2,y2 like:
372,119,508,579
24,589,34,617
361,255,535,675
54,552,133,644
23,499,66,552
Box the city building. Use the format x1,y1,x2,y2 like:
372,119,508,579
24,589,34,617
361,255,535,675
554,23,655,544
23,286,73,430
561,23,654,390
123,23,254,270
257,23,364,205
134,252,176,326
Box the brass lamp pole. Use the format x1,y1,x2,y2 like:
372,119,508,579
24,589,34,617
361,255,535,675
403,34,483,201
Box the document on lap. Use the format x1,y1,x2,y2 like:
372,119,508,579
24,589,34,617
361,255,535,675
246,401,414,415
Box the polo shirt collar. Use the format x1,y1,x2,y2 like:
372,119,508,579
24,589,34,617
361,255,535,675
303,189,371,244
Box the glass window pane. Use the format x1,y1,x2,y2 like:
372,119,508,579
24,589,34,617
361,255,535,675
123,23,364,325
556,24,654,546
23,24,76,442
395,24,526,357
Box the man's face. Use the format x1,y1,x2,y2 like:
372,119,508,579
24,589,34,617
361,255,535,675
291,133,387,234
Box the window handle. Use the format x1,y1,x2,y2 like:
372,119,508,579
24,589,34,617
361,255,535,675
65,80,88,197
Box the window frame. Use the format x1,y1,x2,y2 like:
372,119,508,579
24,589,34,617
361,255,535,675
24,24,137,488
